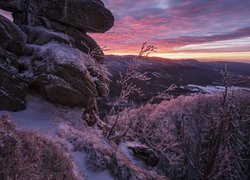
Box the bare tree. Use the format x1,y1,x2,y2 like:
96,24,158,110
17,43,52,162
106,42,156,140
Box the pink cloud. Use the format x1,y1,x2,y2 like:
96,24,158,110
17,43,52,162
90,0,250,55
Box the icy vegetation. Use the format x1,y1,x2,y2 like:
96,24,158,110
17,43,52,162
110,90,250,179
1,88,249,179
0,95,163,179
0,114,78,179
0,96,114,179
1,1,249,178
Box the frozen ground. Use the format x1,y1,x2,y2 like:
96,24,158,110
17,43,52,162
0,95,114,180
73,151,113,180
187,84,250,93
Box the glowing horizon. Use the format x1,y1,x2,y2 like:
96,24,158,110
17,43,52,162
90,0,250,62
105,51,250,60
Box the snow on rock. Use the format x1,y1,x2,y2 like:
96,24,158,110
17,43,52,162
22,26,72,46
120,142,160,167
33,42,92,74
0,0,113,115
0,9,13,21
119,142,146,167
27,41,110,109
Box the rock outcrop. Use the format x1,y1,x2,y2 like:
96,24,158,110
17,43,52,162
0,52,28,111
0,15,26,54
0,0,113,61
0,15,28,111
126,142,160,167
0,0,114,123
10,0,114,33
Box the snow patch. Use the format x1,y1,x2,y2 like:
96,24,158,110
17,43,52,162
0,95,58,133
187,84,250,94
73,151,113,180
0,9,13,21
0,95,114,179
34,42,95,74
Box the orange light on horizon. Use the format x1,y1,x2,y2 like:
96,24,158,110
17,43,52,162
105,51,250,62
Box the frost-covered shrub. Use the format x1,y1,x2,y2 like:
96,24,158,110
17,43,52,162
56,124,164,180
113,90,250,179
105,43,157,140
0,115,77,179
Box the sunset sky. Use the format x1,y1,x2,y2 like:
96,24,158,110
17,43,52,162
91,0,250,62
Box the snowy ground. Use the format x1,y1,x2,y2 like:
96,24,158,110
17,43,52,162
187,84,250,94
0,95,114,180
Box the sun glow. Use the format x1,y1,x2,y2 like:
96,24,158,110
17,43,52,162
151,52,250,61
106,51,250,62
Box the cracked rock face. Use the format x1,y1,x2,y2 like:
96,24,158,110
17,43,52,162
1,0,114,33
0,15,28,111
0,0,113,114
0,15,26,55
0,49,28,111
0,0,23,12
29,42,109,107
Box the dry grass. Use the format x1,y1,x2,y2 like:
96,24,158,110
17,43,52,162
0,115,78,179
56,124,164,180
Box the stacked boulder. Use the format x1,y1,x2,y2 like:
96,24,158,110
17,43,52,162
0,15,28,111
0,0,114,125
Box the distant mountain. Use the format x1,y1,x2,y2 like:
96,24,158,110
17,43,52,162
104,55,250,99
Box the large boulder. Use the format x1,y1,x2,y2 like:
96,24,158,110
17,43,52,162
29,42,109,107
0,16,28,111
20,26,105,63
0,15,26,55
9,0,114,33
126,142,160,167
21,26,72,46
65,28,105,63
0,0,23,12
0,0,113,122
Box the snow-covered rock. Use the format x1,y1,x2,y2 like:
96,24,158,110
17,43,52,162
6,0,114,33
0,0,113,122
123,142,160,167
28,42,109,109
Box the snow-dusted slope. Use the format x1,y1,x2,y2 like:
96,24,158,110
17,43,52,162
0,95,87,134
0,95,114,180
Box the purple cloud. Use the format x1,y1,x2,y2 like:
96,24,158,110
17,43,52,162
92,0,250,58
158,27,250,47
